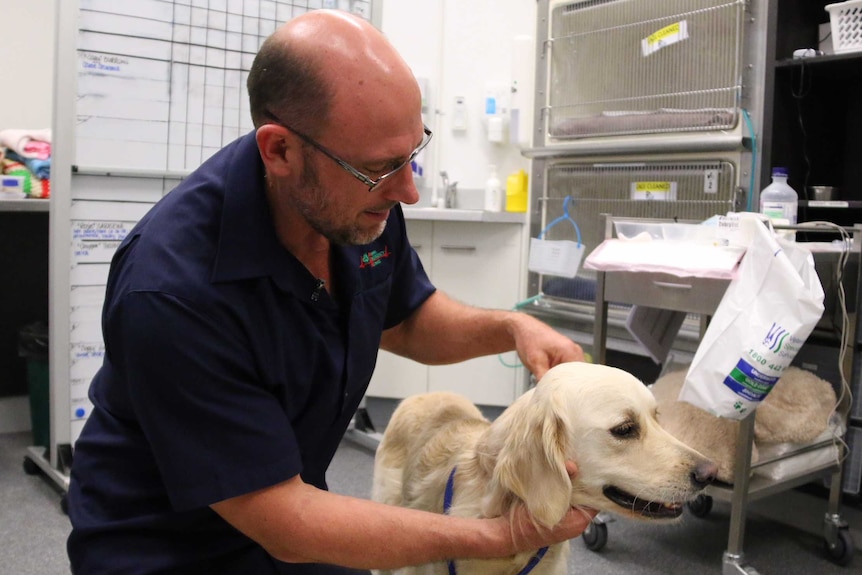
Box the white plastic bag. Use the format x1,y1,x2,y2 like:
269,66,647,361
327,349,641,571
679,215,825,419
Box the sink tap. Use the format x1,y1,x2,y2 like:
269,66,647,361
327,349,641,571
440,171,458,209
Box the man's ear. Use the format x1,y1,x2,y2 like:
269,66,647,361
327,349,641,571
255,124,301,178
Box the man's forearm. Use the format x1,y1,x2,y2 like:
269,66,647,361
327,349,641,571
380,291,520,365
212,475,513,569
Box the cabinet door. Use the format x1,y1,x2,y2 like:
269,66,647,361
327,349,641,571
427,222,524,406
366,221,433,399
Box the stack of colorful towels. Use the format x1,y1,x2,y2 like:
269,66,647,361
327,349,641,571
0,128,51,198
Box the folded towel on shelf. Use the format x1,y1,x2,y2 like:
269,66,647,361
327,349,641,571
755,418,845,481
23,140,51,160
1,157,50,198
0,128,51,159
5,150,50,180
550,108,736,138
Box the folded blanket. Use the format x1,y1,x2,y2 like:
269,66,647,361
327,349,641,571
1,157,50,198
23,140,51,160
550,109,736,138
6,150,50,180
0,128,51,159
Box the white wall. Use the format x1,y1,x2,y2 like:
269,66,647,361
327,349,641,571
0,0,538,431
0,0,537,184
382,0,537,201
0,0,56,131
0,0,537,195
0,0,55,433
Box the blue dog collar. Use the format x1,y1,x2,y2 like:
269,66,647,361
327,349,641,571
442,466,549,575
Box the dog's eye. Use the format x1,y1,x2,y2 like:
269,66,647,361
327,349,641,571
610,422,638,439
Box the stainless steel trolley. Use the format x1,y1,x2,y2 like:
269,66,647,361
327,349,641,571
589,215,857,573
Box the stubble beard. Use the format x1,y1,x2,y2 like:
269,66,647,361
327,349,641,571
293,155,388,246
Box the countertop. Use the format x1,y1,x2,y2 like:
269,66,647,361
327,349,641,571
402,207,527,223
0,200,531,223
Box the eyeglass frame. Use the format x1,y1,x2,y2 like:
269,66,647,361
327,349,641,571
263,110,433,192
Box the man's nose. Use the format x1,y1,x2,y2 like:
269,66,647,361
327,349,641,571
382,166,420,205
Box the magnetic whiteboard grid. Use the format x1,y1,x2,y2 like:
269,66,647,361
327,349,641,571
64,0,372,440
75,0,371,172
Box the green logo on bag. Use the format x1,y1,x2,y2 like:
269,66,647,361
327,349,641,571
763,323,789,353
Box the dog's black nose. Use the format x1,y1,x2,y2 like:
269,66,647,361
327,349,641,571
691,461,719,489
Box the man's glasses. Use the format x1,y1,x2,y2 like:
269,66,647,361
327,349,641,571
264,111,433,192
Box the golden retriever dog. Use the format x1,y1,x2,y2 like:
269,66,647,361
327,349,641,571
371,362,718,575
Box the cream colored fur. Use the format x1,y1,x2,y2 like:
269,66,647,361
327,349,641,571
651,370,752,483
372,362,716,575
652,366,837,483
754,367,837,443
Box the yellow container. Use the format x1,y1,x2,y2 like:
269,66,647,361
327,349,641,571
505,169,528,212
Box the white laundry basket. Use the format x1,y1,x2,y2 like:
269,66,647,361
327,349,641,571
826,0,862,54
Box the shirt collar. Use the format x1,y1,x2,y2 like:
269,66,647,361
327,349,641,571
211,131,311,295
209,131,397,301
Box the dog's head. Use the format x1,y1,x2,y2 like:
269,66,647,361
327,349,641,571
477,362,717,527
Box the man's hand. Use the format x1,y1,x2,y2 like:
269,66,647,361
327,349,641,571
507,313,585,380
494,460,597,554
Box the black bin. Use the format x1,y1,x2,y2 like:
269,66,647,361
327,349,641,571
18,321,49,448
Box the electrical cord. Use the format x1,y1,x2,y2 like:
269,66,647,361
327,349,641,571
795,221,854,464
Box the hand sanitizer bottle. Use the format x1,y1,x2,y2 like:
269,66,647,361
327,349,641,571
483,164,503,212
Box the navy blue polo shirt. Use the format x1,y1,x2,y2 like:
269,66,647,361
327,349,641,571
67,131,435,575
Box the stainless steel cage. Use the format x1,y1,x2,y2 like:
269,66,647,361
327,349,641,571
534,157,743,302
543,0,745,141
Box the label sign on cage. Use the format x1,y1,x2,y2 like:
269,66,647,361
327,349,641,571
642,20,689,57
631,180,678,201
704,169,719,194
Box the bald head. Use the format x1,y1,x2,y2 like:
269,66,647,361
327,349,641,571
247,10,420,137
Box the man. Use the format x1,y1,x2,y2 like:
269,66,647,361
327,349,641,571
67,9,593,575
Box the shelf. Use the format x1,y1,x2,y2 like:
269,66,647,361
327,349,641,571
776,51,862,68
0,198,50,213
707,460,840,503
801,200,862,209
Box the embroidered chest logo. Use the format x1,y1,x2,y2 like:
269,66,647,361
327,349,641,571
359,246,391,269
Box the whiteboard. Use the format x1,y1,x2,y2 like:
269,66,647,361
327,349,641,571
74,0,375,172
44,0,380,483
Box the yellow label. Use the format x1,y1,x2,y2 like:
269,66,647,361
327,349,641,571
642,21,688,57
635,181,672,193
647,23,680,46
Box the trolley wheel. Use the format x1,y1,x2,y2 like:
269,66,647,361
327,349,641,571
61,494,69,515
22,456,40,476
686,494,713,518
582,521,608,551
824,528,855,567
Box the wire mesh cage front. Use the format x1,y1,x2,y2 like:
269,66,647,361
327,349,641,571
536,159,740,302
545,0,745,140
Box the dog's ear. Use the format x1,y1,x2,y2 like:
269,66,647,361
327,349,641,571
480,392,572,528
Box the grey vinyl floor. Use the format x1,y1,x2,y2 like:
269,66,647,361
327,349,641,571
3,405,862,574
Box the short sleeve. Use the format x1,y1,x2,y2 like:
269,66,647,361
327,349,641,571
381,207,435,329
105,290,303,510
